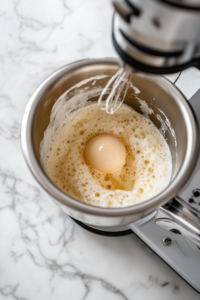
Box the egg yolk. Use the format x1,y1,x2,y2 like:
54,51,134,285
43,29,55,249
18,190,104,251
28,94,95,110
85,134,126,173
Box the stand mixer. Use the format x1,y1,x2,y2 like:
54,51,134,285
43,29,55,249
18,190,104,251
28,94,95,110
21,0,200,293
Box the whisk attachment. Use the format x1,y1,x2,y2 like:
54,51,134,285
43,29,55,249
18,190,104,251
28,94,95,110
98,66,131,114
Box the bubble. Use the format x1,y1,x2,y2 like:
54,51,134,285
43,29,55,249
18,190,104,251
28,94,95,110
104,175,110,181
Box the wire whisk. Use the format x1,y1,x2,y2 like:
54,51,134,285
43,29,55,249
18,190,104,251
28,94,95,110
98,66,131,114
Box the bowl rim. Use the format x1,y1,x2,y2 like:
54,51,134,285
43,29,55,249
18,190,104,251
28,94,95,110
21,57,200,219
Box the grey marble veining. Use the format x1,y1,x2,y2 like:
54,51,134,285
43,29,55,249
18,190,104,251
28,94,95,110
1,0,200,299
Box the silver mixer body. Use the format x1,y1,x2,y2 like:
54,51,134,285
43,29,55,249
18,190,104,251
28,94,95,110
112,0,200,73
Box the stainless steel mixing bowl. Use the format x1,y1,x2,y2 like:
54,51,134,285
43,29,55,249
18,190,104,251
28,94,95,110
21,58,199,227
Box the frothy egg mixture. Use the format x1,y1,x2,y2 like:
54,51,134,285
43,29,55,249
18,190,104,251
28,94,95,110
42,101,172,208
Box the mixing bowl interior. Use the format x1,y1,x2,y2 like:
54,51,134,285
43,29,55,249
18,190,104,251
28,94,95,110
33,62,187,185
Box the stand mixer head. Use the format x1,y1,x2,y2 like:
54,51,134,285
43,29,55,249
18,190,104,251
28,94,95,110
101,0,200,114
112,0,200,74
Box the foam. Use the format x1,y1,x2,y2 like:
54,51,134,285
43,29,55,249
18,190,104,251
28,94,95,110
43,103,172,208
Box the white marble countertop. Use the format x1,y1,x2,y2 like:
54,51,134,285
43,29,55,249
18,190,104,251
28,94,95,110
1,0,200,299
